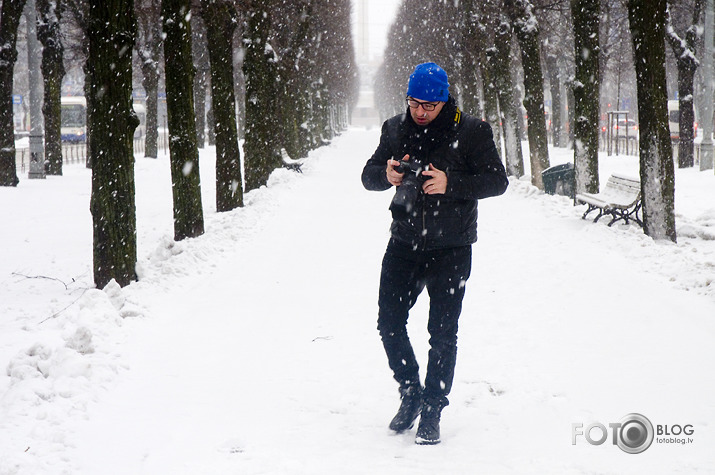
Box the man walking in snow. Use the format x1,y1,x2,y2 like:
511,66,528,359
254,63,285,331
362,62,508,445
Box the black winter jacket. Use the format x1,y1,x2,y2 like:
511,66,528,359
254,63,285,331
362,97,508,250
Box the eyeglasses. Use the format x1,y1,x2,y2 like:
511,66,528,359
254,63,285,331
406,97,439,111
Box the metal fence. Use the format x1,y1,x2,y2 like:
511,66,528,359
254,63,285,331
63,143,87,164
601,135,640,156
14,135,169,173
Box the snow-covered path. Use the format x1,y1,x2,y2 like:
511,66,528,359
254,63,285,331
2,128,715,474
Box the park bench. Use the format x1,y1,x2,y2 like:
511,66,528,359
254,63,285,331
281,148,304,173
575,173,643,227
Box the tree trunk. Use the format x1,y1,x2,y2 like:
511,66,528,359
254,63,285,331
567,84,575,146
310,81,331,147
279,75,311,160
192,15,209,149
235,60,246,141
675,69,696,168
143,60,160,158
206,105,216,145
193,66,208,148
701,0,715,172
665,5,701,169
629,0,677,242
242,0,281,191
459,0,481,116
162,0,205,239
572,0,600,195
0,0,28,187
278,1,313,161
88,0,139,288
137,1,162,159
506,0,550,188
37,0,65,176
84,66,94,169
544,52,562,148
494,16,525,177
201,0,243,212
483,48,503,159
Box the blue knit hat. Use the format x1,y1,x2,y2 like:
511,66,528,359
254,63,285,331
406,62,450,102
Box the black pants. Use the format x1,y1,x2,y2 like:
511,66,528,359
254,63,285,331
377,239,472,403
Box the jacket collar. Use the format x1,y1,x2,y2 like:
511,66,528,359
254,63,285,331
403,95,459,133
399,95,460,159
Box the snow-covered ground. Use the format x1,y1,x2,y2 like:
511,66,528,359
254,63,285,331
1,127,714,474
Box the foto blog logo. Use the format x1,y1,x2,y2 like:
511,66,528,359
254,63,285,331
572,413,654,454
572,413,695,454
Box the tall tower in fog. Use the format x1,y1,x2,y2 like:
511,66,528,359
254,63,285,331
356,0,369,63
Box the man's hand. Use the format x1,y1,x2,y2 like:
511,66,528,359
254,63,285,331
386,154,410,186
422,163,447,195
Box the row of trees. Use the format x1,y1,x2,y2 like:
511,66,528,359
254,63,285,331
2,0,708,289
0,0,358,288
376,0,711,243
1,0,65,180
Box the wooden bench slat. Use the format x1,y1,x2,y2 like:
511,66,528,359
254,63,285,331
575,173,643,227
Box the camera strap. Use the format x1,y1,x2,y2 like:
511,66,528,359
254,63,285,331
454,107,462,125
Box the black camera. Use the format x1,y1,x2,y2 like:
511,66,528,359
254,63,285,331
390,160,424,220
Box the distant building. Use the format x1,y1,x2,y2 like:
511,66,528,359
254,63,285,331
351,84,381,129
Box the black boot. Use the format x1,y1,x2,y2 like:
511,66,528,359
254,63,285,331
415,398,446,445
389,384,423,432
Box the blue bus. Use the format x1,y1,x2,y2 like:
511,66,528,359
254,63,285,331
61,97,146,142
61,96,87,143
